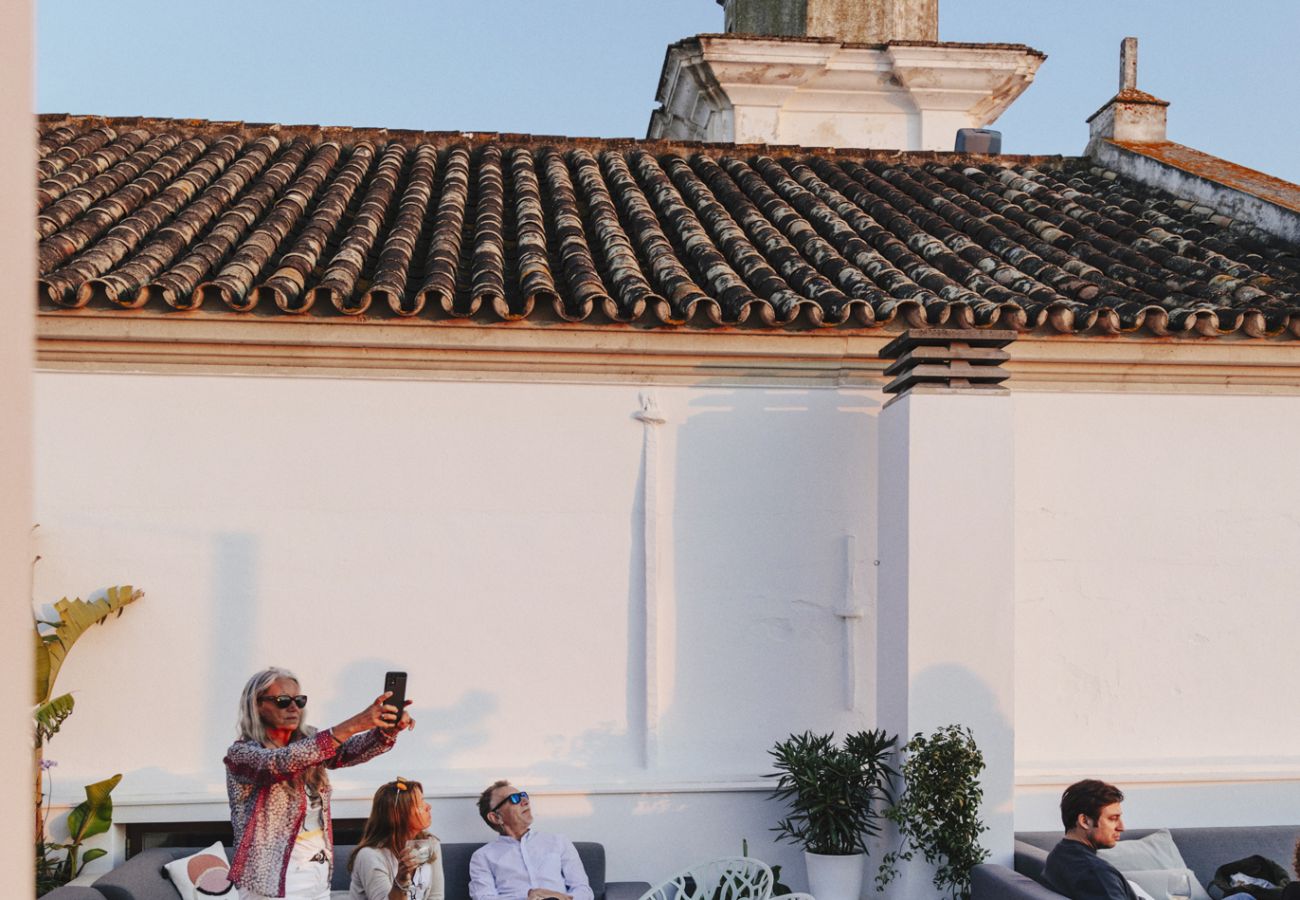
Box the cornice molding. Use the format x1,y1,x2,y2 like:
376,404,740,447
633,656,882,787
35,312,1300,394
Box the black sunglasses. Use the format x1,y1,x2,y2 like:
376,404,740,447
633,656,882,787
490,790,528,814
260,694,307,709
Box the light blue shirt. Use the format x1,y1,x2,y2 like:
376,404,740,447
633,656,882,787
468,831,594,900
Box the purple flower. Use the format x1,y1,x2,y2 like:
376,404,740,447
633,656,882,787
40,759,57,770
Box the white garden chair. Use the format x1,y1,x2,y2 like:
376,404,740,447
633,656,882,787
637,857,775,900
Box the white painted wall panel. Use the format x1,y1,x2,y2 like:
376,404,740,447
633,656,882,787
33,371,880,878
1013,391,1300,827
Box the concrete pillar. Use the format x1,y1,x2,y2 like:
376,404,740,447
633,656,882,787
875,331,1016,896
0,0,35,895
1119,37,1138,91
720,0,939,43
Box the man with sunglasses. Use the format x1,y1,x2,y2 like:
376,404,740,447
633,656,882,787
468,781,593,900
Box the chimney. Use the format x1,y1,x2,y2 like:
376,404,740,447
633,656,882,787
718,0,938,43
1086,37,1169,148
649,0,1044,150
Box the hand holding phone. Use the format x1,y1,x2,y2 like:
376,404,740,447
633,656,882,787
383,671,408,723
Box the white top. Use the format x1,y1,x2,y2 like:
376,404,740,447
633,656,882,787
468,832,594,900
349,841,445,900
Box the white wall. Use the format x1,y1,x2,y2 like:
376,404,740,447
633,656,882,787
33,370,882,880
37,367,1300,885
1013,390,1300,828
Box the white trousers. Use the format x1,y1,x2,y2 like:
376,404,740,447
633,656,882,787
244,832,332,900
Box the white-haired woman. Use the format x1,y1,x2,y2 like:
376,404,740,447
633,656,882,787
225,666,414,900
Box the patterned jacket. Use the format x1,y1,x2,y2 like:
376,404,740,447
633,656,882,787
225,727,396,897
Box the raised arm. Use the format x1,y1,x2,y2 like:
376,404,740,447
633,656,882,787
224,730,338,783
226,691,412,782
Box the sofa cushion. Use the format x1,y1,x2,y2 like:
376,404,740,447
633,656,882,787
1099,830,1211,900
162,842,238,900
1123,867,1204,900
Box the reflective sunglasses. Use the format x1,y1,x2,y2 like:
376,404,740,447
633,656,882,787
490,790,528,814
260,694,307,709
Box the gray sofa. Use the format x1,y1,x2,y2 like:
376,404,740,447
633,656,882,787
66,840,648,900
973,827,1300,900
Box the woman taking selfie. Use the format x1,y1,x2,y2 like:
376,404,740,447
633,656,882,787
225,666,415,900
349,778,444,900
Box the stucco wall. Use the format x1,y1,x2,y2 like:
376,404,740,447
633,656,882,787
1013,390,1300,828
33,370,882,880
34,368,1300,882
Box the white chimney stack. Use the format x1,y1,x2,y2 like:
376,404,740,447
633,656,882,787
1087,36,1169,148
718,0,938,43
648,0,1044,151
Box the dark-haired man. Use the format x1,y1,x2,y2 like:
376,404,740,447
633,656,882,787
1044,779,1136,900
468,780,593,900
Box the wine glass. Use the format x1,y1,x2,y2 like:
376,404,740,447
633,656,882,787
1167,870,1192,900
406,836,434,866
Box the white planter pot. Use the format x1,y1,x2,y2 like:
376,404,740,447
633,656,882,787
805,851,865,900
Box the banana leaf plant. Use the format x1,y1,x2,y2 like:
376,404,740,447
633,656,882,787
37,773,122,894
32,584,142,892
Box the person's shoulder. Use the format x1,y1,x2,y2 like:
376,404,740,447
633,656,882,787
534,832,574,847
350,845,392,872
1045,839,1079,864
471,837,502,858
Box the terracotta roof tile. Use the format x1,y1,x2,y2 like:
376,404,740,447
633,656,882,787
33,115,1300,339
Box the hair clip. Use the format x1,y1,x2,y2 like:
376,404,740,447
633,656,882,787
394,778,409,791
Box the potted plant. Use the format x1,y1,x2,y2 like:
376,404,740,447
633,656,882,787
767,730,897,900
876,724,989,900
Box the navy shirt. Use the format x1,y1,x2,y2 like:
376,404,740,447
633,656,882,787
1044,839,1138,900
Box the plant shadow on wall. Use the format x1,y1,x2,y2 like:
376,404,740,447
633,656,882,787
33,578,145,897
328,657,499,777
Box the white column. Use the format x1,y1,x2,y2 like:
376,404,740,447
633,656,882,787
876,387,1016,896
0,0,35,894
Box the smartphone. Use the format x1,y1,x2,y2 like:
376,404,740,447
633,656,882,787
383,671,407,717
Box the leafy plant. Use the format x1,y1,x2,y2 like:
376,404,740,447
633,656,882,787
767,729,897,856
876,724,989,900
32,582,143,896
37,772,122,894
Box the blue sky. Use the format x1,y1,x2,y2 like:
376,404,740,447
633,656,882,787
36,0,1300,182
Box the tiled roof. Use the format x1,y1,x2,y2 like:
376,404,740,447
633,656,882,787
35,115,1300,338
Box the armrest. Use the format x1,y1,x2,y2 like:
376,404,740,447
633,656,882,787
40,888,108,900
606,881,652,900
93,847,190,900
972,864,1066,900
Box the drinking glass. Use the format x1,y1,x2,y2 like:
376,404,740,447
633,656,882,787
1167,870,1192,900
406,836,434,866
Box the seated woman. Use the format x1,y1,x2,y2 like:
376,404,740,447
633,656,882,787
349,778,445,900
225,666,415,900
